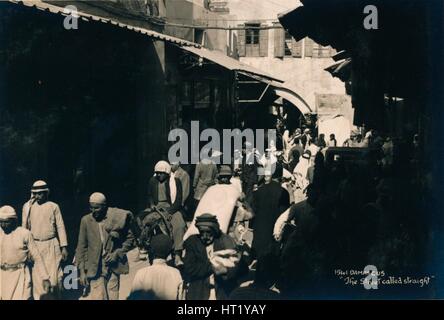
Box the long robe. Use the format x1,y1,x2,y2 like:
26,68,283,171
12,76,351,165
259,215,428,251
0,227,49,300
192,159,218,201
173,167,190,206
183,234,239,300
251,181,290,258
22,200,67,300
183,183,242,242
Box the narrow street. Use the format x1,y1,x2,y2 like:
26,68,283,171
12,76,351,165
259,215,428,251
0,0,442,303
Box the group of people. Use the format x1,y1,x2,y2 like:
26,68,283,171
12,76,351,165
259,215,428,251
272,127,428,298
0,180,68,300
0,124,429,300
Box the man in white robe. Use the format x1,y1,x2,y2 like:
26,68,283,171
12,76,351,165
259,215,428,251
0,205,50,300
22,180,68,300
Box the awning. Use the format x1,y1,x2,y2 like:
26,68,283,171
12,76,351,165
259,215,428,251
277,5,312,42
239,72,312,114
181,46,283,82
8,0,200,47
332,50,350,62
325,58,351,81
178,47,312,113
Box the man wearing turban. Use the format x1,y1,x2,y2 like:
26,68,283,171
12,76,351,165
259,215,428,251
183,213,241,300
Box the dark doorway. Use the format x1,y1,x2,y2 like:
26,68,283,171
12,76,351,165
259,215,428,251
0,3,163,256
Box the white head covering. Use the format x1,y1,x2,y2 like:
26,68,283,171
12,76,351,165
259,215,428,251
154,161,171,175
31,180,49,192
89,192,107,205
0,205,17,220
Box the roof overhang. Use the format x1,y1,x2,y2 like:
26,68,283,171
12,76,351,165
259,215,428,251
240,72,312,114
181,46,283,82
332,50,350,62
7,0,200,47
325,58,352,82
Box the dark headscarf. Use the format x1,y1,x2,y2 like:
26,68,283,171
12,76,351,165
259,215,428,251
150,234,173,259
195,213,221,235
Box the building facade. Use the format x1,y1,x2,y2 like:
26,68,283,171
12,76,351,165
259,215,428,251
165,0,232,53
226,0,354,143
0,0,278,227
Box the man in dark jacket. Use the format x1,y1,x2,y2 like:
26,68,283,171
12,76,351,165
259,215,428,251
279,185,322,298
147,160,186,266
183,214,241,300
75,192,135,300
240,142,259,206
251,167,290,260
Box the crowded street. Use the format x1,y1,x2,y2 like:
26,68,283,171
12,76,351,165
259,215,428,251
0,0,443,301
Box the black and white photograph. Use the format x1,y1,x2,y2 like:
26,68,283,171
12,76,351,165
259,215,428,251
0,0,443,304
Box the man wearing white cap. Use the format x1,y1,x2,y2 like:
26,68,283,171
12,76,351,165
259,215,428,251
22,180,68,300
0,205,50,300
75,192,135,300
